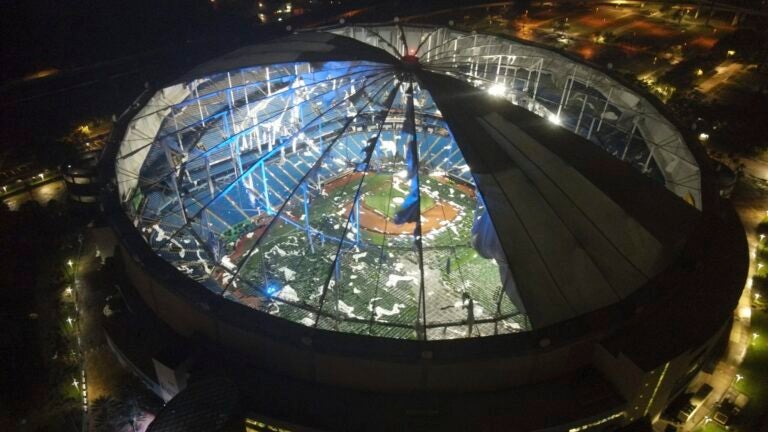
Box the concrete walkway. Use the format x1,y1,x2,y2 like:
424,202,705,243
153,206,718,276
653,154,765,431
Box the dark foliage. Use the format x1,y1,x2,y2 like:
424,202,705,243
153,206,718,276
0,199,96,429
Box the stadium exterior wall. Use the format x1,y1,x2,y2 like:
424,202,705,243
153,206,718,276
117,240,605,392
594,320,731,423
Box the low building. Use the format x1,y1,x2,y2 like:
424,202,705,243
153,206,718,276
63,150,102,204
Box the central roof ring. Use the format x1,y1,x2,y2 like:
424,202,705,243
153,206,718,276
399,54,421,72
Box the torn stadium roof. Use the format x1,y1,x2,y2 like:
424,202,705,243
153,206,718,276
114,25,701,340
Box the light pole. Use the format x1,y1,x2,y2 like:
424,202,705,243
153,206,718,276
66,232,88,432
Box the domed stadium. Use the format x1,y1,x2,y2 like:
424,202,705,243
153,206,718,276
102,23,747,431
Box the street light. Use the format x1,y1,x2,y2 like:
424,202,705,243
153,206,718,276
67,317,74,327
67,259,73,268
735,374,744,382
739,306,751,319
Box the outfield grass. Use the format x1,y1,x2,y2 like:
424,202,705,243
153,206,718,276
361,174,435,216
233,172,525,339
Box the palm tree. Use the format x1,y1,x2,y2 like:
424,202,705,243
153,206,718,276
90,395,143,432
90,396,122,432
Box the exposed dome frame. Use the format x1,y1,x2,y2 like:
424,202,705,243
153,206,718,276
114,24,701,340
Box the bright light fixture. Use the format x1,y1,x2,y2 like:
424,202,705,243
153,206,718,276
698,132,709,142
739,306,751,319
547,114,561,125
487,83,507,97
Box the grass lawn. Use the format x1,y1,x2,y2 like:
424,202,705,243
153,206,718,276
694,423,728,432
733,300,768,429
756,217,768,278
361,174,435,216
687,218,768,432
730,226,768,430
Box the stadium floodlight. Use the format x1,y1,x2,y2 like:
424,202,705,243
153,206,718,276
487,83,507,97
